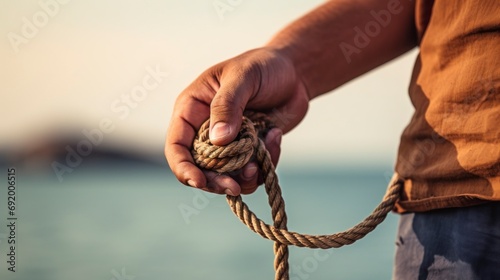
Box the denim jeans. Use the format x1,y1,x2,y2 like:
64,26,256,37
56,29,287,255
393,202,500,280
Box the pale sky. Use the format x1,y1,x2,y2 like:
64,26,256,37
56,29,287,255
1,0,418,167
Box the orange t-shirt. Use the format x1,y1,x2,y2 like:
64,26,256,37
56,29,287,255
395,0,500,212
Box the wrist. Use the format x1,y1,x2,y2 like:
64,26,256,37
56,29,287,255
259,45,313,103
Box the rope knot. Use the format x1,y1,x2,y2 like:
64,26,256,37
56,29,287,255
190,111,402,280
192,112,273,173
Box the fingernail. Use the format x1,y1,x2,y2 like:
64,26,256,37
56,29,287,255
210,122,231,141
225,189,235,196
187,180,197,188
243,165,258,180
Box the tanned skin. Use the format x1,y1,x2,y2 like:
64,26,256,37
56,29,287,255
165,0,417,196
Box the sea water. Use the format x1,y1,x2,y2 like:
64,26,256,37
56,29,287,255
0,157,399,280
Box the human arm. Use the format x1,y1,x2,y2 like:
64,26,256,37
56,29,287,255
266,0,417,99
165,0,417,195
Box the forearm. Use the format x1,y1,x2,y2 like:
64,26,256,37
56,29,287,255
266,0,417,99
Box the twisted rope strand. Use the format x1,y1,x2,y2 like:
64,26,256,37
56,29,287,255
226,175,400,248
192,112,402,280
256,139,289,280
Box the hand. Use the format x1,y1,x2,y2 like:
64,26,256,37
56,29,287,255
165,47,309,196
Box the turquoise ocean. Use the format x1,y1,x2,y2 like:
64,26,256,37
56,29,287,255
0,155,400,280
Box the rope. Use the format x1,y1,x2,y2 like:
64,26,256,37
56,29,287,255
191,112,403,280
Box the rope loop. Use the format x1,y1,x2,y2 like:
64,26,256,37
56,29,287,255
192,115,258,173
191,111,402,280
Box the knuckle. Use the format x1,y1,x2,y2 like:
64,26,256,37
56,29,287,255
211,98,244,118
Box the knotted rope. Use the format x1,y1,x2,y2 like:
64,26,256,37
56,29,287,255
191,112,403,280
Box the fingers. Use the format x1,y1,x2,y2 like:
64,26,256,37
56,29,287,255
177,128,283,196
264,128,283,167
166,81,288,196
238,162,260,194
166,65,262,195
205,171,241,196
165,140,204,187
209,65,260,146
166,49,307,198
165,92,211,190
234,128,283,194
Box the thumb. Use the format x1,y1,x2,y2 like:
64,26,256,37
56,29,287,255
209,73,257,146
